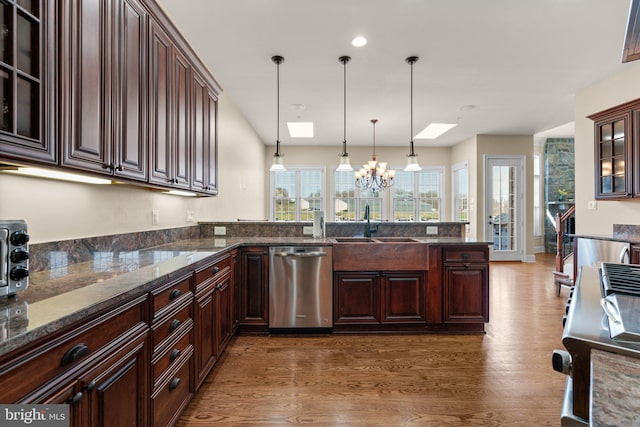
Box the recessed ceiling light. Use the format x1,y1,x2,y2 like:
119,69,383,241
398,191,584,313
460,105,475,111
287,122,314,138
351,36,367,47
415,123,457,139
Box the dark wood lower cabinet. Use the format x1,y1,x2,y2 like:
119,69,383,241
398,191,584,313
443,263,489,323
334,272,379,324
334,271,426,329
381,272,426,323
240,247,269,329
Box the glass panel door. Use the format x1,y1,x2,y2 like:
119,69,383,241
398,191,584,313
485,156,523,261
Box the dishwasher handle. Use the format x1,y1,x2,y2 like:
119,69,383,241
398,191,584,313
273,251,327,257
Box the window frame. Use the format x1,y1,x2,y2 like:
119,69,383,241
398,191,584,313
331,169,386,221
390,166,445,222
269,165,326,222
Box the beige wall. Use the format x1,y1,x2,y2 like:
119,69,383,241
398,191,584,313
574,61,640,234
451,136,477,240
0,92,267,243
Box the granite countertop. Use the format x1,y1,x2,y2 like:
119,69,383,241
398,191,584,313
0,236,488,358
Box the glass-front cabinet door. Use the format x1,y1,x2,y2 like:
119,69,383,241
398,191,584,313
0,0,55,163
593,112,632,199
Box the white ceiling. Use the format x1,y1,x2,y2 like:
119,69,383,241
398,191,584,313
156,0,633,149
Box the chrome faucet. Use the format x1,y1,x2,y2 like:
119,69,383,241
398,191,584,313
363,204,377,237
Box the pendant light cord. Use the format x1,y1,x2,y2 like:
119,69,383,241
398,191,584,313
406,56,419,156
343,59,347,144
277,59,280,149
272,56,284,156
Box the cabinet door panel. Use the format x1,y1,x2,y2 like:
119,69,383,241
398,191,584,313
194,291,216,389
191,71,207,191
205,88,218,194
334,272,379,324
215,275,232,352
444,264,489,323
114,0,147,180
61,0,110,172
240,248,268,325
381,272,425,323
172,48,190,188
0,0,56,164
148,20,172,185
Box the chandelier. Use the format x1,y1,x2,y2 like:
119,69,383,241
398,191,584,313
355,119,395,192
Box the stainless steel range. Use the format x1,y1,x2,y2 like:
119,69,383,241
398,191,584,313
0,220,29,297
553,264,640,426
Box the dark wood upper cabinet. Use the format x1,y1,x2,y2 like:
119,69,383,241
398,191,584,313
148,19,190,189
60,0,147,181
1,0,221,194
0,0,57,164
589,98,640,200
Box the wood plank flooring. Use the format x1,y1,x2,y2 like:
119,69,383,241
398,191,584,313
178,254,566,426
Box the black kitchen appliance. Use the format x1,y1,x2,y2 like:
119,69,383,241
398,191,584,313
0,220,29,297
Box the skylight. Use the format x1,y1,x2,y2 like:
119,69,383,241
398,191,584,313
287,122,314,138
415,123,456,139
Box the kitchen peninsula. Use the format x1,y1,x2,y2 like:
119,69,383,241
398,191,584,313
0,222,489,426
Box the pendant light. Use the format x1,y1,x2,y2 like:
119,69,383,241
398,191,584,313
336,56,353,172
404,56,422,172
270,55,286,172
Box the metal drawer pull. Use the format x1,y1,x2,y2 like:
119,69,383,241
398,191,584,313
86,380,96,393
169,348,180,362
169,377,181,391
169,319,181,332
68,392,83,406
61,343,89,366
169,289,181,300
461,253,470,260
212,266,220,274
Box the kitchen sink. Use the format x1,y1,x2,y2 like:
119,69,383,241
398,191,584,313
331,237,376,243
331,237,420,243
373,237,421,242
331,236,428,270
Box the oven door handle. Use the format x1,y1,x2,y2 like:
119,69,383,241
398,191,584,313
621,246,630,264
600,297,622,324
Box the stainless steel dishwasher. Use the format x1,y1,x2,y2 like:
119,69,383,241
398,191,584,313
269,246,333,330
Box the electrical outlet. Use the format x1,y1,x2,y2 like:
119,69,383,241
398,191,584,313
303,226,313,235
187,210,195,222
587,200,597,211
152,210,160,226
214,226,226,236
426,226,438,235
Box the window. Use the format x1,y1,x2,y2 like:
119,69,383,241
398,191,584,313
452,162,469,222
391,168,443,221
333,171,382,221
533,154,542,237
271,167,324,221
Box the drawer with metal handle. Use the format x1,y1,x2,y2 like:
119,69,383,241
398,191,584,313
150,274,193,321
151,300,193,354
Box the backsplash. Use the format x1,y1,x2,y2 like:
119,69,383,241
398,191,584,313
199,221,466,239
613,224,640,240
29,226,199,273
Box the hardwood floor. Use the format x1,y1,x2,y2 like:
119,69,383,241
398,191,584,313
178,254,566,426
